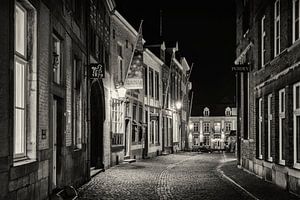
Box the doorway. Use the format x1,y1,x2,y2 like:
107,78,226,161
52,96,63,189
90,82,104,169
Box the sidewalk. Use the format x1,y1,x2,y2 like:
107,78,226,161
220,159,300,200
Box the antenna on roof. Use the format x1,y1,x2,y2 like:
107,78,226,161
160,10,163,38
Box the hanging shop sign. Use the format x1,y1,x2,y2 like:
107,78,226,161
232,64,249,72
124,52,143,89
90,63,105,79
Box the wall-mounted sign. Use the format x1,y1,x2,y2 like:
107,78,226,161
232,64,249,72
90,63,105,79
41,129,47,140
150,113,159,121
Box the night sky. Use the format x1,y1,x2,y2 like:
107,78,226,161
115,0,236,116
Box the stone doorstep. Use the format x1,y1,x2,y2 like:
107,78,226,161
90,168,105,178
123,159,136,163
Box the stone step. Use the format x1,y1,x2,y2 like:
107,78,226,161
123,159,136,163
124,155,131,160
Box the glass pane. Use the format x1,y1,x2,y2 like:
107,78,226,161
14,108,25,155
15,62,25,108
53,37,61,84
296,116,300,162
276,1,280,17
296,86,300,109
281,118,286,160
296,21,299,41
15,4,26,56
296,0,299,19
281,91,285,112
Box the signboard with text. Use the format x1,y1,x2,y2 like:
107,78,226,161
232,64,249,72
90,63,105,79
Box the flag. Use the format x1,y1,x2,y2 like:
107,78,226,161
163,48,176,109
124,20,144,89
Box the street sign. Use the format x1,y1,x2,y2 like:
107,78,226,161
90,63,105,79
232,64,249,72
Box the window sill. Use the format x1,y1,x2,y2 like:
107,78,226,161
279,160,286,166
270,49,287,65
293,163,300,170
287,39,300,52
73,147,82,152
13,158,37,167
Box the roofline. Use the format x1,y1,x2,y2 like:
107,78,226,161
144,48,164,65
112,10,146,43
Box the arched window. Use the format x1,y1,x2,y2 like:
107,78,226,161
225,107,232,116
203,107,210,116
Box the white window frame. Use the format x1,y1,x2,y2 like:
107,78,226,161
258,98,263,159
193,123,199,132
267,94,273,162
72,58,82,149
112,99,124,146
261,16,266,68
279,88,286,165
204,122,210,133
53,34,62,84
274,0,280,56
14,58,27,158
14,1,37,162
293,82,300,168
14,3,28,159
293,0,300,42
225,122,231,132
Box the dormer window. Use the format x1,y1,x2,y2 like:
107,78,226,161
203,107,210,116
225,107,232,116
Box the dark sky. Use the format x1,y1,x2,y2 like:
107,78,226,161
114,0,236,116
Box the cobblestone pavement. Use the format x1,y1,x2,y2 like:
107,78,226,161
78,152,253,200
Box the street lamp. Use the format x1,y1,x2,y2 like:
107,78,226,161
175,101,182,110
116,86,127,99
189,123,194,130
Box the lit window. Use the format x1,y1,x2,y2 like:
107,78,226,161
112,99,124,145
225,122,231,132
203,107,210,116
274,0,280,56
293,82,300,168
203,123,210,133
293,0,300,42
193,123,199,132
14,2,37,160
225,107,231,116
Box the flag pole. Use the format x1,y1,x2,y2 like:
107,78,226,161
124,20,144,85
163,49,176,109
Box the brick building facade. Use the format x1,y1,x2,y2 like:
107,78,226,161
236,0,300,195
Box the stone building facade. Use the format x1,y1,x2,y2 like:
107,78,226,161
143,48,164,158
109,10,140,165
236,0,300,195
189,107,237,151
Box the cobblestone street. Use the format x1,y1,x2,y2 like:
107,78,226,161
78,152,252,200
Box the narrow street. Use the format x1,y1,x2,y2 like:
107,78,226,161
78,152,251,200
